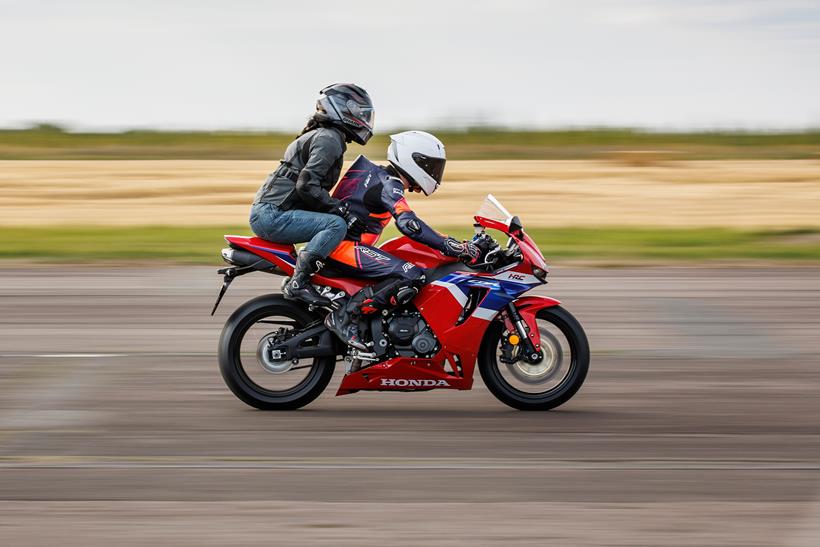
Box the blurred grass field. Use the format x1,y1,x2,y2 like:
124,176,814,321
2,225,818,264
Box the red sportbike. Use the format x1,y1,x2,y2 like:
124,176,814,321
213,195,589,410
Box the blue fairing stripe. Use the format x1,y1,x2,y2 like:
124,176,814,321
439,272,531,314
248,244,296,266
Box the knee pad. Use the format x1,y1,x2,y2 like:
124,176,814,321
394,286,418,306
366,276,413,309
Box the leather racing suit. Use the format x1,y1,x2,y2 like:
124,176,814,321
323,155,471,349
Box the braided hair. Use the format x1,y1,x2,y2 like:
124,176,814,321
298,116,321,137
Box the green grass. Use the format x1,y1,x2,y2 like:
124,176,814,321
2,225,819,264
2,125,820,160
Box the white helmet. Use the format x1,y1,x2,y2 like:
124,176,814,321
387,131,446,196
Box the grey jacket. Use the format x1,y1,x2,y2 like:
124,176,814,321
253,126,347,212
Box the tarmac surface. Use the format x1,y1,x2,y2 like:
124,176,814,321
0,265,819,546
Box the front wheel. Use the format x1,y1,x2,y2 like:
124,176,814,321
218,294,335,410
479,306,589,410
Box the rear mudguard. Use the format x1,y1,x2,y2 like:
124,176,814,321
510,295,561,351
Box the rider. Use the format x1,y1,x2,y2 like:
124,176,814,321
323,131,480,350
250,83,371,307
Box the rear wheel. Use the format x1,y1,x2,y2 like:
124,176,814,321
218,295,335,410
479,306,589,410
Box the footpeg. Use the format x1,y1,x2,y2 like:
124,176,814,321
344,349,378,374
318,286,347,310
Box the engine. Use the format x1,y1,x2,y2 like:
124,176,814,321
385,310,438,357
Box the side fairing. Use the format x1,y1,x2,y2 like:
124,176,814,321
426,271,539,322
413,269,543,375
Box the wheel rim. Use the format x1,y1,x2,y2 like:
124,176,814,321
235,312,320,396
256,335,295,374
494,316,575,396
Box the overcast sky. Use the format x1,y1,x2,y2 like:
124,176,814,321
2,0,819,131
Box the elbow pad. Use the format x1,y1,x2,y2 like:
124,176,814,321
295,170,315,197
396,212,447,252
296,170,338,211
396,213,422,235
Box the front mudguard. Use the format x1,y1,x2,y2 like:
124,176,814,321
510,295,561,351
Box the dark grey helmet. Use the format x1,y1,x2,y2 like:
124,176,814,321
314,83,374,145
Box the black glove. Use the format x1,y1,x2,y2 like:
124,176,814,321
330,201,349,218
472,232,496,254
443,237,481,264
332,203,366,240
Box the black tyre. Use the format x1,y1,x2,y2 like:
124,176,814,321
479,306,589,411
218,294,336,410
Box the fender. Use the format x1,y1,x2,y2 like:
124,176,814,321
512,295,561,351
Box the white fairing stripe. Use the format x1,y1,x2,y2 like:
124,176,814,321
431,280,468,307
472,307,498,321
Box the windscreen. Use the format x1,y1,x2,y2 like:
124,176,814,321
475,194,513,226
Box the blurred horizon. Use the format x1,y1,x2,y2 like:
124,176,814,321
6,121,820,135
3,122,820,162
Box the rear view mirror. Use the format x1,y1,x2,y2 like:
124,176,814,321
509,215,523,235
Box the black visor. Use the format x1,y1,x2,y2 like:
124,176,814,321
412,153,446,183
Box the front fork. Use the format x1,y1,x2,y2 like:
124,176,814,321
504,303,543,364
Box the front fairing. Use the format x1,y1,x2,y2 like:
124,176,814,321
473,194,548,275
516,231,549,273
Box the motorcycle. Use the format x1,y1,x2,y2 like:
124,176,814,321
212,194,589,410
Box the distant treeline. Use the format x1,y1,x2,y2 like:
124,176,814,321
2,123,819,160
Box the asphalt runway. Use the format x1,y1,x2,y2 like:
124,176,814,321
1,265,819,546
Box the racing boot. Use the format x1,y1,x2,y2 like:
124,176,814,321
324,290,371,351
282,251,331,307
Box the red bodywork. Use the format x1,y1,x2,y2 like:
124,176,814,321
224,212,561,396
224,235,371,295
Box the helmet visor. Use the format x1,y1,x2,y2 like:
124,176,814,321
327,95,374,129
348,101,374,127
412,152,446,184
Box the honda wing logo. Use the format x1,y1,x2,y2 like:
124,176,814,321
380,378,450,387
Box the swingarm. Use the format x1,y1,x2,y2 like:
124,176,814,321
264,322,339,361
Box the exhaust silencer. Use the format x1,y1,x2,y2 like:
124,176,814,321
221,247,280,273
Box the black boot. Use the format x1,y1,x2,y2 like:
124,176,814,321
325,291,369,350
283,251,331,307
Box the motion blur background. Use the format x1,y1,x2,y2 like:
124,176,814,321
1,1,819,545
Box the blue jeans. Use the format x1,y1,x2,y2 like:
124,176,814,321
249,202,347,258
